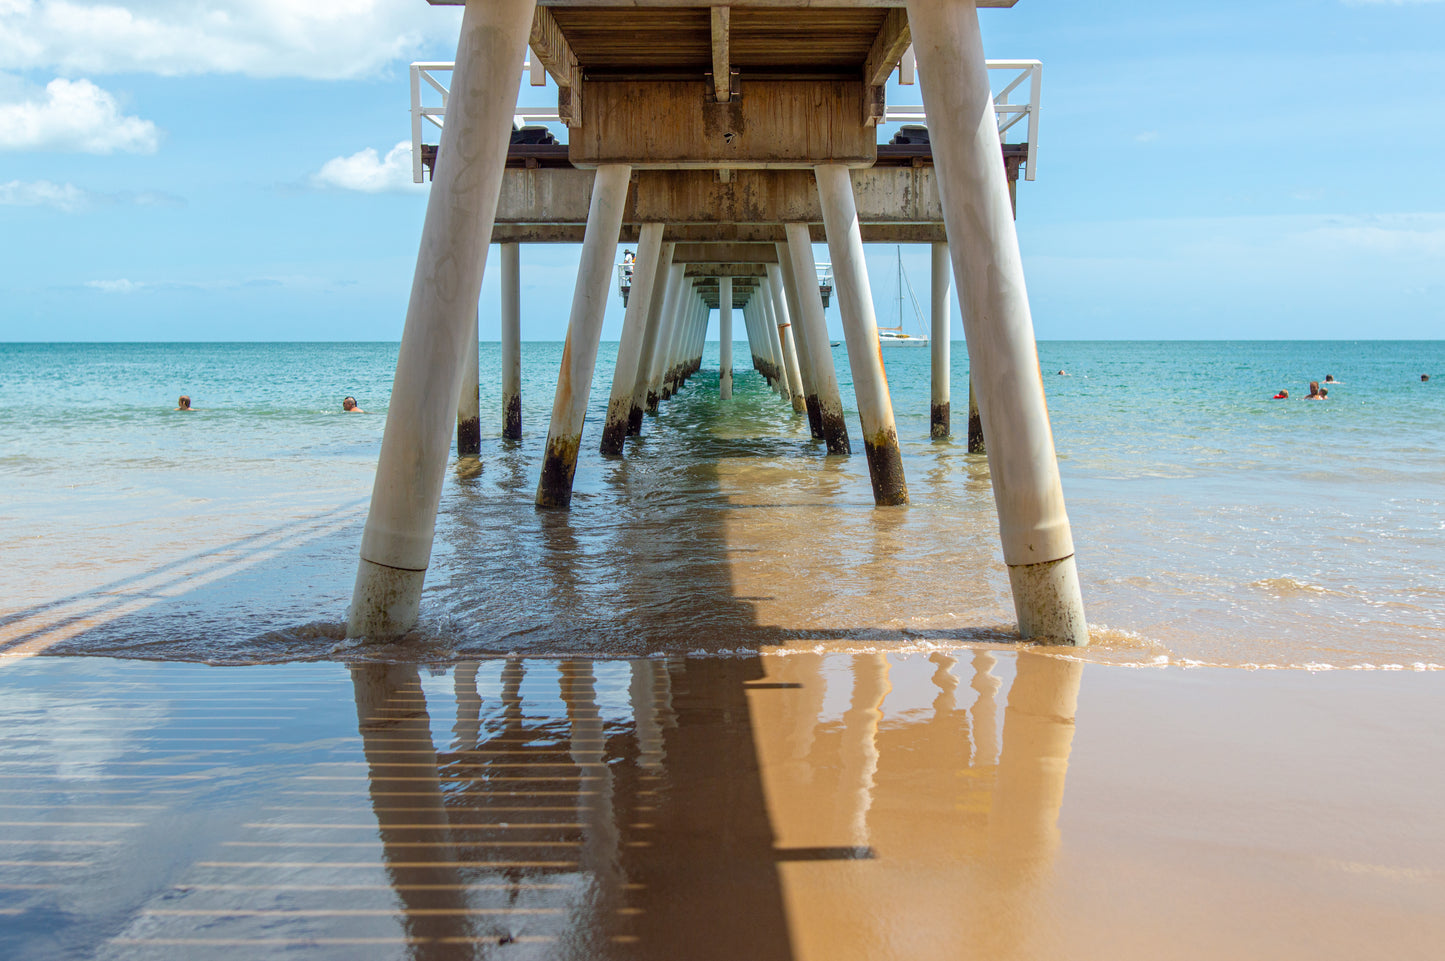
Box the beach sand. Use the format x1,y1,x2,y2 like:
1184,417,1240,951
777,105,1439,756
2,651,1441,960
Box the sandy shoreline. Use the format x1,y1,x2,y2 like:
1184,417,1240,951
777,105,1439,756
1,651,1440,959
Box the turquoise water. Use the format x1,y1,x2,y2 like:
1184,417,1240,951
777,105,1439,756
2,340,1442,667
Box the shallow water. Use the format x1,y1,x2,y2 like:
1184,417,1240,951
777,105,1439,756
1,652,1442,960
1,340,1442,668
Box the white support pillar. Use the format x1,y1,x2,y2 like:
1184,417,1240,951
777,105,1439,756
931,241,952,440
719,277,733,399
756,296,782,389
784,223,852,455
762,281,792,402
457,307,481,456
675,295,696,391
535,163,633,509
775,245,822,436
692,299,707,376
348,0,536,642
646,263,683,412
741,299,759,376
630,241,674,432
816,164,909,506
689,295,706,377
907,0,1088,644
661,287,688,399
683,299,698,385
659,282,683,399
768,264,808,416
695,295,708,368
683,293,703,383
601,223,664,455
743,300,763,379
500,241,522,439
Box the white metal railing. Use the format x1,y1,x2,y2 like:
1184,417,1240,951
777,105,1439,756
411,53,1042,183
613,260,836,308
409,61,561,183
887,58,1041,181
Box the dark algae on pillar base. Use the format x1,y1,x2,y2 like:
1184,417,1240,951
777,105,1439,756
931,400,950,440
863,427,909,505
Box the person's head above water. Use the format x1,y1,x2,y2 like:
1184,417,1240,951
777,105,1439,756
1325,374,1335,383
175,395,191,410
1273,389,1289,399
342,396,362,412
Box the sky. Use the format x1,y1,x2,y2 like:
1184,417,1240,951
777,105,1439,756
1,0,1442,342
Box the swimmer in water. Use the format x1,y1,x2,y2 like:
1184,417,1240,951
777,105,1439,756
1273,389,1289,399
175,395,194,411
1319,387,1329,399
342,396,365,413
1324,374,1338,384
1306,381,1324,400
1057,369,1068,376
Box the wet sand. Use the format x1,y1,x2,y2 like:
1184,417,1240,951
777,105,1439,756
2,652,1441,960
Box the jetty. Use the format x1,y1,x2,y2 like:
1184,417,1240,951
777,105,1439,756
349,0,1086,647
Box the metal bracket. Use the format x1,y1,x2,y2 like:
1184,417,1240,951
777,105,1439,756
702,68,741,104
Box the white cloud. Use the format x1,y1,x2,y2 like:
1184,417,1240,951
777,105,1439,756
0,1,460,80
0,179,184,209
81,274,334,293
0,77,158,152
1295,214,1445,257
0,177,88,210
312,140,421,193
86,278,144,293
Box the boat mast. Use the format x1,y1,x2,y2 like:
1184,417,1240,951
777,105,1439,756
897,245,904,329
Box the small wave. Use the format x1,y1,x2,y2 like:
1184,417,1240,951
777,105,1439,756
1249,576,1352,598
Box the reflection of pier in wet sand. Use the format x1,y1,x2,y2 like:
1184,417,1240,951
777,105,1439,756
3,654,1444,959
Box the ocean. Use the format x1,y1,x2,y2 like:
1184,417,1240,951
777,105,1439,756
2,339,1442,668
4,338,1445,960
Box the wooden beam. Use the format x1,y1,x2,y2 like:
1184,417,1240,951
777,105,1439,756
488,223,947,244
632,168,943,225
863,10,912,88
529,7,583,126
711,7,731,104
672,243,779,264
571,80,873,169
684,264,769,277
863,9,910,126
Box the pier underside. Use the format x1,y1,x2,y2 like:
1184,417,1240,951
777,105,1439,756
351,0,1086,647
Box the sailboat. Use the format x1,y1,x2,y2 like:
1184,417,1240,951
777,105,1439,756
877,246,929,346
